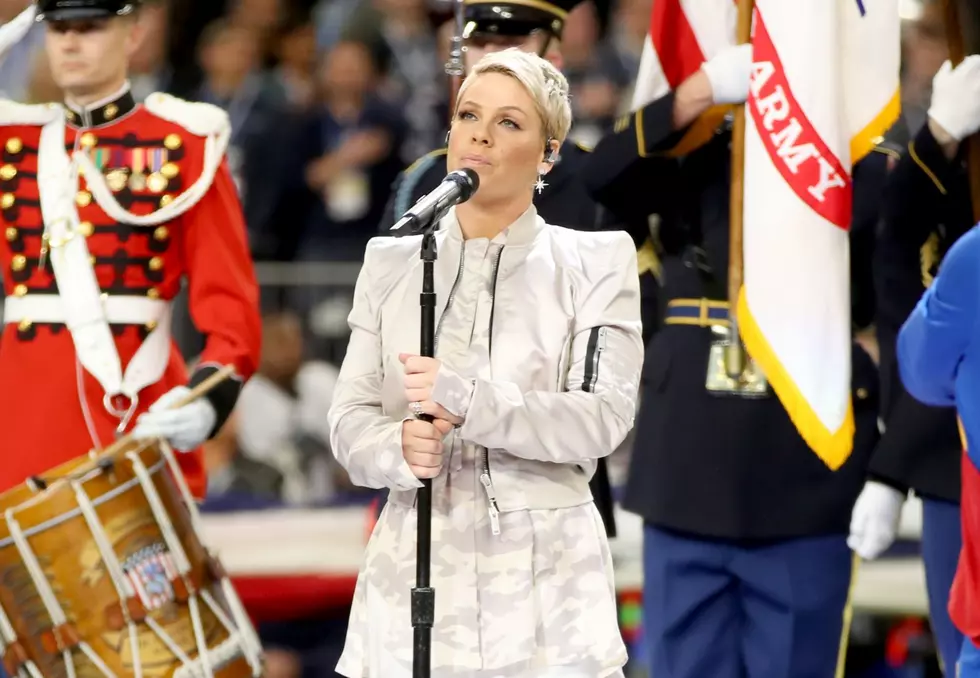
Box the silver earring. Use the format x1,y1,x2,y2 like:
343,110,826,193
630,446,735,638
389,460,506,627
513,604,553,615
534,173,548,194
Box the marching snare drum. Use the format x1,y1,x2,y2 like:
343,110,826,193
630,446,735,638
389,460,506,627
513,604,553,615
0,437,263,678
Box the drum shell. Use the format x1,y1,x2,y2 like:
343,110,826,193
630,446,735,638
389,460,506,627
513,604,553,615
0,439,255,677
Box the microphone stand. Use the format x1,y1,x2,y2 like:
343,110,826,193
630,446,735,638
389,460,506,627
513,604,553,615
413,217,439,678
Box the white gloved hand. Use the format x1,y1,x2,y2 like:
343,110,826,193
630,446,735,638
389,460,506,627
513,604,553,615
130,386,217,452
701,44,753,105
847,481,906,560
928,56,980,142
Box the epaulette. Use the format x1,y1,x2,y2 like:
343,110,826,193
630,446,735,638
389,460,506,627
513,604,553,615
144,93,230,139
393,148,447,219
870,135,903,160
574,141,593,153
0,100,61,127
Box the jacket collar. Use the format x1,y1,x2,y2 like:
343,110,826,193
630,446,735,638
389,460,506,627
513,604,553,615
64,81,136,128
443,204,543,247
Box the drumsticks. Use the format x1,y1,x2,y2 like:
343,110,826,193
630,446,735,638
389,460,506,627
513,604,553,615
101,364,239,455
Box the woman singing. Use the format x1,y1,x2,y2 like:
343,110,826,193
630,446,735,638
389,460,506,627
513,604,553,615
328,48,643,678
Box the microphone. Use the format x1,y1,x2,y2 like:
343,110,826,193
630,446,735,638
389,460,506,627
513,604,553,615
390,168,480,232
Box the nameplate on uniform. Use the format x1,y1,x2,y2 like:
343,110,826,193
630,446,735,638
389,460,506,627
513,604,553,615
705,325,769,398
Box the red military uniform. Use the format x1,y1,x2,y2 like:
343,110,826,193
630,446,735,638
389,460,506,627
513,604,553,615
0,86,261,497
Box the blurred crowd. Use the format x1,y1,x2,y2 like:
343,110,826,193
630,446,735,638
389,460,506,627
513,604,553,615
0,0,650,263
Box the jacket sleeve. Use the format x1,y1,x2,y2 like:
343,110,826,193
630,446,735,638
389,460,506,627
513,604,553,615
898,225,980,407
327,240,424,490
431,233,644,464
182,158,262,436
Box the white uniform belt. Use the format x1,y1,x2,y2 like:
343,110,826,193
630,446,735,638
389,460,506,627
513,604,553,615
3,294,168,325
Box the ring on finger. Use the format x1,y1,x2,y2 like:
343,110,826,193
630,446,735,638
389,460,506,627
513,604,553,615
410,401,424,417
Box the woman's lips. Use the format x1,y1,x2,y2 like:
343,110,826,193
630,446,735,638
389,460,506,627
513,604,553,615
461,155,491,166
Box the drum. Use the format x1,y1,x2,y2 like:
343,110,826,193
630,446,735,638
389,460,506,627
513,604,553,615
0,437,263,678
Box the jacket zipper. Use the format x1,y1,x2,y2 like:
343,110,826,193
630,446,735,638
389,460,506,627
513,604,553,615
480,245,504,535
581,326,607,393
434,241,466,355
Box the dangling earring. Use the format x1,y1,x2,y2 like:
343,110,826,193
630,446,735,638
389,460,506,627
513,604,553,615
534,173,548,194
534,173,548,195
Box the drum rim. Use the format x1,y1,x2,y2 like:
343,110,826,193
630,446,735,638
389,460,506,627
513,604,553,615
0,457,166,549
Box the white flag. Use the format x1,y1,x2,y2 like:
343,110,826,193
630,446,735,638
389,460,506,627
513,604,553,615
738,0,900,469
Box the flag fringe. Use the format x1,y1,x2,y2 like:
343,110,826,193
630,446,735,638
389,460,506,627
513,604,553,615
737,288,856,470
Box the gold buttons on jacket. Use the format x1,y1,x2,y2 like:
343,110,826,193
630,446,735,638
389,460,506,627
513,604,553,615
1,193,14,209
164,134,182,150
5,227,17,241
148,256,163,271
145,320,158,332
153,226,169,241
159,194,174,208
79,132,97,148
104,103,118,120
13,284,27,296
856,388,868,400
146,288,160,299
0,165,17,181
89,255,96,265
5,137,22,154
76,191,92,207
161,162,179,179
78,221,94,237
11,255,25,271
17,319,31,332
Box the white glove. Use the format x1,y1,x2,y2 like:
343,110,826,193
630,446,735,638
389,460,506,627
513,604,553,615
928,56,980,142
847,481,906,560
130,386,217,453
701,44,753,105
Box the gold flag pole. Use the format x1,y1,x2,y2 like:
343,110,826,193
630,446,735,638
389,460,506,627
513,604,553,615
725,0,756,379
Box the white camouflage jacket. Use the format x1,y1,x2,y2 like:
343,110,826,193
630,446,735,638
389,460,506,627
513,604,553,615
329,205,643,519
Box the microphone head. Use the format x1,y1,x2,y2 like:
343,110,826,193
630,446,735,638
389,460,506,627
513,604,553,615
447,168,480,202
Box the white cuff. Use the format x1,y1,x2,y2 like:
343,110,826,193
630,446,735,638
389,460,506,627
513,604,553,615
431,366,475,420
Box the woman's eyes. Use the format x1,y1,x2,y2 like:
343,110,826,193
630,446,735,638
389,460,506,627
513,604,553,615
457,111,520,130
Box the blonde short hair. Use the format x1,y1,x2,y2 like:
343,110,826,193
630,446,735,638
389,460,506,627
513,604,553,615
457,48,572,144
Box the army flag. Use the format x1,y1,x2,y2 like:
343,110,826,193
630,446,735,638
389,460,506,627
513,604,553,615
631,0,737,155
738,0,900,469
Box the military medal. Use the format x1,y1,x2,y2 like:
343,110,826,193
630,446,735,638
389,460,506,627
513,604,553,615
147,172,168,193
129,148,146,191
106,169,128,192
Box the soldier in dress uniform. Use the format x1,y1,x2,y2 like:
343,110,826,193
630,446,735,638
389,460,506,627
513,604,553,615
0,0,261,498
848,54,980,674
582,44,883,678
380,0,622,537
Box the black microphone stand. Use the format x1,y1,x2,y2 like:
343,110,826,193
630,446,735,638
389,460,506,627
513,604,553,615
413,217,439,678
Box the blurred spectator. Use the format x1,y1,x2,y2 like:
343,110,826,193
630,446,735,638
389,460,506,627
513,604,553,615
272,16,319,111
196,18,306,259
0,0,43,101
900,0,947,134
235,312,351,505
130,0,174,101
225,0,288,65
561,1,624,146
202,412,285,507
299,39,407,259
343,0,442,161
601,0,650,106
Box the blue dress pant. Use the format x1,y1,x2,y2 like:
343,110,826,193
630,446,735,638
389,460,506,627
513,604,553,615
642,525,853,678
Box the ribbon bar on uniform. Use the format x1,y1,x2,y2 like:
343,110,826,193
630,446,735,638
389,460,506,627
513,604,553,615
664,298,730,327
